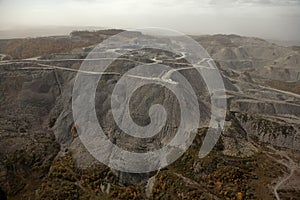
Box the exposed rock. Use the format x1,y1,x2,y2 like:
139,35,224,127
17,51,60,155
221,113,258,157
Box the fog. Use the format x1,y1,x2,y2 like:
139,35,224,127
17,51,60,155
0,0,299,41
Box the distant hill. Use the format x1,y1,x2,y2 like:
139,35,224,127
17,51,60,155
0,26,106,39
267,39,300,47
0,29,124,59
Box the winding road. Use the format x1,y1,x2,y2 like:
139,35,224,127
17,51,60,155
1,55,216,86
265,146,299,200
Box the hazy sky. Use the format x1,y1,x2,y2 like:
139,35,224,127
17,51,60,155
0,0,300,40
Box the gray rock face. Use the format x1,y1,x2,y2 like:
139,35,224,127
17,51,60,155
221,113,258,157
196,34,300,82
194,34,300,150
234,112,300,150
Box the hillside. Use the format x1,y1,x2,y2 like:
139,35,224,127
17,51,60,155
0,30,299,200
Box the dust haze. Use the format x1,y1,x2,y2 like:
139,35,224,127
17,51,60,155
0,0,299,41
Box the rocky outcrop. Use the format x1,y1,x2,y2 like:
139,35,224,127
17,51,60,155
234,112,300,150
221,113,258,157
